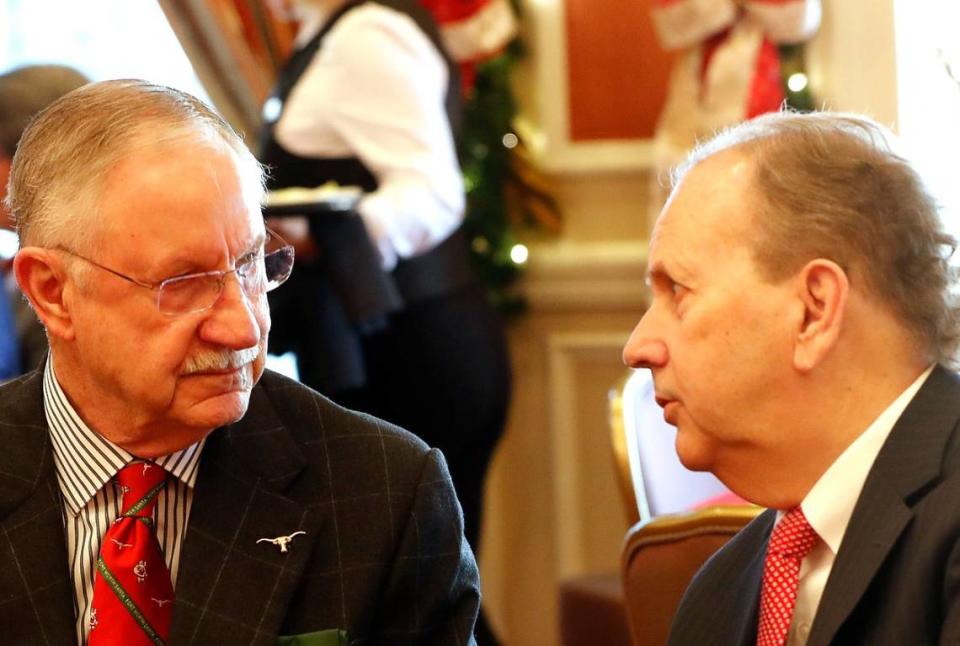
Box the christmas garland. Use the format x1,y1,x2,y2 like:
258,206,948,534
459,33,561,315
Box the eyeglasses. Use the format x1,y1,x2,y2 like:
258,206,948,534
57,228,295,315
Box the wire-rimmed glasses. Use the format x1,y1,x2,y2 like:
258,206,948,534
57,228,295,315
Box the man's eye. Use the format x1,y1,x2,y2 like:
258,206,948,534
236,252,259,268
671,282,688,299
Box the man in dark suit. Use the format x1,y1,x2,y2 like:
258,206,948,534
1,78,479,645
624,111,960,645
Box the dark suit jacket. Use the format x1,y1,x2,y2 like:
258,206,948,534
0,368,480,645
669,365,960,645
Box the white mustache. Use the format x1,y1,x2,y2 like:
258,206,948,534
183,346,260,374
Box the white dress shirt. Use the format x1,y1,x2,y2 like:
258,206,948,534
785,364,935,644
275,3,464,271
43,357,205,645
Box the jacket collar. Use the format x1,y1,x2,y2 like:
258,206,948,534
0,368,76,643
808,365,960,644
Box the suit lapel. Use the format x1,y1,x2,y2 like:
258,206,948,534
170,380,325,644
808,366,960,644
732,512,772,646
737,539,767,645
0,370,75,644
806,477,911,645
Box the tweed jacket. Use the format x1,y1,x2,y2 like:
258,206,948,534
0,367,480,645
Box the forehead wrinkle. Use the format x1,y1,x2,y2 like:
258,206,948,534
153,229,265,275
647,238,698,286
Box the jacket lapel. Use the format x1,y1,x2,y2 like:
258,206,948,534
733,536,775,646
732,512,772,646
808,366,960,644
170,380,325,644
0,370,75,644
806,476,911,645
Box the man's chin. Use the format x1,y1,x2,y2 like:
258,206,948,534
179,389,252,431
674,427,716,473
173,364,260,432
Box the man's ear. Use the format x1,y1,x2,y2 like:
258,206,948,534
13,247,76,341
793,259,849,372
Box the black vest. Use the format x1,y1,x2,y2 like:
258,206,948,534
259,0,462,192
258,0,472,393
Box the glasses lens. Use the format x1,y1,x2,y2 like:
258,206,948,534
155,231,294,314
237,255,267,295
264,246,295,291
158,274,222,315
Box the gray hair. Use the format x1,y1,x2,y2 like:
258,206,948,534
0,64,89,157
673,110,960,366
6,78,264,252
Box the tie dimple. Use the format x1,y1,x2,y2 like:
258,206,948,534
118,460,166,518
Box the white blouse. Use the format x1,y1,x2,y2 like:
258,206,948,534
274,3,464,270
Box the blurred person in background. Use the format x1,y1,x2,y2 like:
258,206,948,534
259,2,510,642
0,64,90,380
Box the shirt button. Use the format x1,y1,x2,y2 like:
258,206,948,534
799,622,811,639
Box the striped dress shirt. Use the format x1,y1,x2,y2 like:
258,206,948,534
43,360,205,645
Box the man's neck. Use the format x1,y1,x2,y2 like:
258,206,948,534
722,358,933,510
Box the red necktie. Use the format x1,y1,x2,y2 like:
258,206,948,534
756,507,819,646
89,461,174,646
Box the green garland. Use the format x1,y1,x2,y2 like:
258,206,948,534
459,39,528,315
780,43,815,112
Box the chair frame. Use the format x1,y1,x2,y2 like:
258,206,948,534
620,505,761,645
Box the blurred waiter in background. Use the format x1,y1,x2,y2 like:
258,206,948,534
258,1,511,642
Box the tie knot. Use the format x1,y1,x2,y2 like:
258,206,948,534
115,461,167,517
769,507,819,559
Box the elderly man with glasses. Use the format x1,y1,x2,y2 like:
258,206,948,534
0,79,479,646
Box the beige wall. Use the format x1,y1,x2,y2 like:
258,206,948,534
807,0,898,127
481,212,649,646
483,13,654,630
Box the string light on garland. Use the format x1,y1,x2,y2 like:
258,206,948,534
780,44,814,111
787,72,808,93
510,243,529,264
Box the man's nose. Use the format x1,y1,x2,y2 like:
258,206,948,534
199,274,262,349
622,314,668,369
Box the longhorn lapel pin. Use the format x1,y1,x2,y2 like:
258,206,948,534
257,531,307,553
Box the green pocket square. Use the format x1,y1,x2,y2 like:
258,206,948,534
277,628,348,646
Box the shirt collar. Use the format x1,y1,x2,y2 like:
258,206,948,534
800,364,935,554
43,355,205,516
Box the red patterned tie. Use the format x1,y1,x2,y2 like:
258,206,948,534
756,507,819,646
89,461,173,646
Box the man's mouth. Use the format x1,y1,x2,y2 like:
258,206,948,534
655,395,679,425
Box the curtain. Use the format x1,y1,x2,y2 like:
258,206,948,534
158,0,297,140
